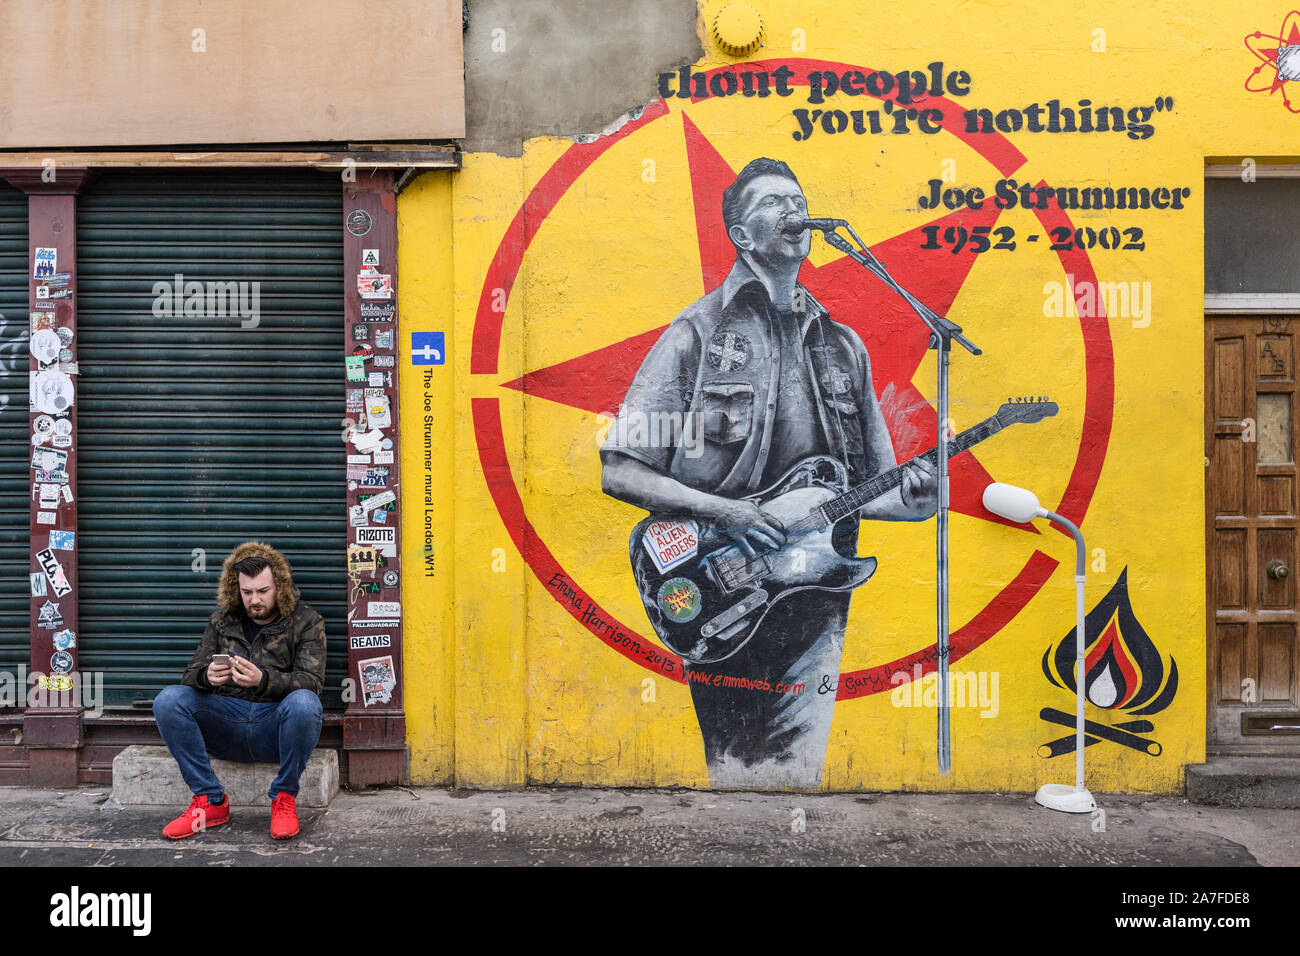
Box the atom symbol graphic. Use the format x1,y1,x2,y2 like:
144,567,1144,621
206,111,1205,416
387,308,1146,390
1245,9,1300,112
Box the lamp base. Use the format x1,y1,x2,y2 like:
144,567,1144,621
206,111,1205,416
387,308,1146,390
1034,783,1096,813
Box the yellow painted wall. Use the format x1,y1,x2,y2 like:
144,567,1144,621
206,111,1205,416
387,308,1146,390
399,0,1300,791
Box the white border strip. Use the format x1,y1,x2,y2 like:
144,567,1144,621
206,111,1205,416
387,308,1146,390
1205,163,1300,179
1205,293,1300,314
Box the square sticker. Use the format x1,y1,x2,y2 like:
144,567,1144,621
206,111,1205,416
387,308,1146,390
411,332,445,366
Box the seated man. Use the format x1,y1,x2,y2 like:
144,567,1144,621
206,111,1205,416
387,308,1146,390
152,541,326,840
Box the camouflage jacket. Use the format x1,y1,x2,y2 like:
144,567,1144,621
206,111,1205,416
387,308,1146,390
180,598,326,702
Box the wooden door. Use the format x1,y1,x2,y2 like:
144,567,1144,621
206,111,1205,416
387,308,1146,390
1207,315,1300,750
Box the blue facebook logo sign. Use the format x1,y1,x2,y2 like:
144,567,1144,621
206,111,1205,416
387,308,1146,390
410,332,445,365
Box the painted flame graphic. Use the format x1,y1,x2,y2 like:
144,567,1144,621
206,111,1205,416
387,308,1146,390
1042,567,1178,715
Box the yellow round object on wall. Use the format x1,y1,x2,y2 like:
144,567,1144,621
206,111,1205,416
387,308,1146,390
712,1,765,57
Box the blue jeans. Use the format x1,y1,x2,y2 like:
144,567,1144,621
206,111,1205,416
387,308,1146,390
153,685,323,800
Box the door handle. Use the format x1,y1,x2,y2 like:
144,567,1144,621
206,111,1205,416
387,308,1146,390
1267,560,1289,580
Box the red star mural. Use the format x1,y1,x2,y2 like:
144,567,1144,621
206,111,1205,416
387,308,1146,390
502,113,1032,528
471,59,1116,693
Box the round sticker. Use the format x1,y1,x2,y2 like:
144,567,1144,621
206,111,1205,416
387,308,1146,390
30,328,61,365
34,415,55,436
53,418,72,436
382,570,399,587
381,438,393,450
50,650,73,675
56,326,74,347
346,209,374,237
657,577,702,623
706,329,750,372
32,370,73,414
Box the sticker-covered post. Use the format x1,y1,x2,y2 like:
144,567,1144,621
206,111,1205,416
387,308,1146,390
0,167,96,787
342,171,406,786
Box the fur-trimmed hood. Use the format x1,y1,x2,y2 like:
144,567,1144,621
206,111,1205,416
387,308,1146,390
217,541,300,619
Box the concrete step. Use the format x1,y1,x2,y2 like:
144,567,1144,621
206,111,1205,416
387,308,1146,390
1186,756,1300,808
111,746,338,808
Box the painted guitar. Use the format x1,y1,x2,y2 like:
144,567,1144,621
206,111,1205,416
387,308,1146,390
628,398,1058,664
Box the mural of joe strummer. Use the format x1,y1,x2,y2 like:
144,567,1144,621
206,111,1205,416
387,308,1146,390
601,158,938,789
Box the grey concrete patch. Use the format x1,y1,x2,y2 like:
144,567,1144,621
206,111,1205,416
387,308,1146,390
0,785,1284,866
463,0,703,155
1187,756,1300,808
111,746,338,808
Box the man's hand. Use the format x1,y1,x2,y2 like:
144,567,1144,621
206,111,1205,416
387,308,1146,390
711,498,786,557
206,658,233,686
602,454,788,557
900,456,938,516
230,655,263,689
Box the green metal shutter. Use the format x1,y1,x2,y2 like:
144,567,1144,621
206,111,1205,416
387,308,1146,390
76,170,348,709
0,184,27,685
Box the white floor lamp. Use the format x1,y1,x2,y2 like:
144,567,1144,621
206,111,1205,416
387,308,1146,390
982,482,1097,813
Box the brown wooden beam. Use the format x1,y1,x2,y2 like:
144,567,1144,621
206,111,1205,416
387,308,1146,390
0,148,459,170
16,178,86,783
0,168,98,195
342,169,407,776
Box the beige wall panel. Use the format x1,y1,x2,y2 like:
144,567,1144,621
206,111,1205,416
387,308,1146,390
0,0,465,147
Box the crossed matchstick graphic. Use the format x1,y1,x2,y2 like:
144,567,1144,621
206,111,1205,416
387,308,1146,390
1038,707,1162,758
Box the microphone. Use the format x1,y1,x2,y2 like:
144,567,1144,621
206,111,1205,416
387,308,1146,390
782,217,848,235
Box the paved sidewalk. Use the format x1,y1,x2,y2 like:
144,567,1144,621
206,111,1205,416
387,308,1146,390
0,785,1295,866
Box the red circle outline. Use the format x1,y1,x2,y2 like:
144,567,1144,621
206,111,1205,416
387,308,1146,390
469,59,1114,697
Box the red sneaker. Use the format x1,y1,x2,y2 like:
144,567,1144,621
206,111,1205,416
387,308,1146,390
270,792,299,840
162,794,229,839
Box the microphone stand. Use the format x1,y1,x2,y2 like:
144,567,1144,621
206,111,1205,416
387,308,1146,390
815,221,980,775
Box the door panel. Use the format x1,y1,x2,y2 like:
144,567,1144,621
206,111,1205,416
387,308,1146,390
1207,315,1300,748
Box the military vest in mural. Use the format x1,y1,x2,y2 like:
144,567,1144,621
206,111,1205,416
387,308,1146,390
605,259,895,498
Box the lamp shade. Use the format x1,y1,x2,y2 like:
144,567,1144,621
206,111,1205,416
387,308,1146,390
982,482,1046,523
